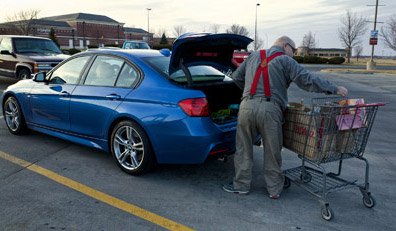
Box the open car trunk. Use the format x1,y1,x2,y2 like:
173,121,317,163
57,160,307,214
191,81,242,124
168,33,252,124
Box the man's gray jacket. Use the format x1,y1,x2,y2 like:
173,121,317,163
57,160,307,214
231,46,338,110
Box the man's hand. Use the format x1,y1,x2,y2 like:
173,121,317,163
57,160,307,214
336,86,348,97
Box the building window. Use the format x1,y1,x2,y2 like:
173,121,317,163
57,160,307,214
79,40,84,48
86,40,90,46
69,39,73,48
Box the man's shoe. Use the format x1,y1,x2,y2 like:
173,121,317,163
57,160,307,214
222,183,249,195
269,194,280,199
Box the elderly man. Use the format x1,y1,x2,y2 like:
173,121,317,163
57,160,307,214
223,36,348,199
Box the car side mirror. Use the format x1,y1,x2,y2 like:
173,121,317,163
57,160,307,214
33,72,46,82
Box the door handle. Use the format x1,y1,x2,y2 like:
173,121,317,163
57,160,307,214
106,94,121,100
60,91,70,97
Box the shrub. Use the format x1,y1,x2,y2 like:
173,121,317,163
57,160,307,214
104,44,120,48
303,56,328,64
68,48,81,55
328,57,346,64
87,45,98,49
293,56,303,63
152,44,173,50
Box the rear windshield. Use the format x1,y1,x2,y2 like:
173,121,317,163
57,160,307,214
143,56,231,83
13,38,62,54
124,42,150,49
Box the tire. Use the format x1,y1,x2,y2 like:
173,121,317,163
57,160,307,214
3,96,28,135
362,195,376,208
110,120,155,175
17,68,31,80
321,205,334,221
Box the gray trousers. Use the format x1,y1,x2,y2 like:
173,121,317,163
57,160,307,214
233,97,285,196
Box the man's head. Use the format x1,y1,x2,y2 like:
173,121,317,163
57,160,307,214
273,36,297,57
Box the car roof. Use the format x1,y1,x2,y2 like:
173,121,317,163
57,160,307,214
84,48,165,59
124,40,148,43
0,35,52,40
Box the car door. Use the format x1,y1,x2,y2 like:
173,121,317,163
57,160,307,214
29,55,91,131
69,55,139,139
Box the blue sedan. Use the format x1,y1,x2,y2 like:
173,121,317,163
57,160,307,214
1,33,252,174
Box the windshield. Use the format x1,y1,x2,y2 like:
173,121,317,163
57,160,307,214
124,42,150,49
13,38,62,54
144,56,231,83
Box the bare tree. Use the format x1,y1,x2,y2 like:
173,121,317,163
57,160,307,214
6,9,40,35
173,25,186,37
209,24,221,34
302,31,316,55
338,10,367,63
380,15,396,52
354,45,363,61
226,24,249,36
155,28,167,38
249,37,264,51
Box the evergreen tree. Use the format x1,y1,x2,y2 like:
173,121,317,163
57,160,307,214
49,28,60,47
160,33,168,44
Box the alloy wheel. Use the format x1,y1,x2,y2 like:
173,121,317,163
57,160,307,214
4,97,21,132
113,125,145,171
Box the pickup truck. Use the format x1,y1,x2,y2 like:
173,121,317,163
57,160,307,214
0,35,68,79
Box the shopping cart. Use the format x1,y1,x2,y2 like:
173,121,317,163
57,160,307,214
282,97,385,221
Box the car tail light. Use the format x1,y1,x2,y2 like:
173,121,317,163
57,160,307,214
178,98,209,117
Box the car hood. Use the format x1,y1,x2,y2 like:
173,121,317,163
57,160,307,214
169,33,252,75
16,53,69,62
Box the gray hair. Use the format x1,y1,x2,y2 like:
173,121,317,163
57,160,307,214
273,36,296,49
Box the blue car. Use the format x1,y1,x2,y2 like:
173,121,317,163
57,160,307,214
1,33,252,175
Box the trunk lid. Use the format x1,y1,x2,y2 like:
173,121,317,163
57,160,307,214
169,33,252,75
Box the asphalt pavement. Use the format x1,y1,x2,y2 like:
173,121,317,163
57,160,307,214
0,67,395,231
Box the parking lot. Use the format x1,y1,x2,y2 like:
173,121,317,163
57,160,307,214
1,67,396,230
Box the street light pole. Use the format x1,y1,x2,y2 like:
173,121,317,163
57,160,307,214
255,3,260,51
147,8,151,43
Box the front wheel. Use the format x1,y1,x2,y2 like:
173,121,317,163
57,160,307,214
3,96,28,135
110,120,155,175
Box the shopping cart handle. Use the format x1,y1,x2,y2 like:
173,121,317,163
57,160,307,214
356,102,386,107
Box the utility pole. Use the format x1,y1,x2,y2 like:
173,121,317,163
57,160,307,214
147,8,151,43
254,3,260,51
367,0,384,70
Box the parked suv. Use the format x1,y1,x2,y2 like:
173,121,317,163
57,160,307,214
122,40,150,49
0,35,69,79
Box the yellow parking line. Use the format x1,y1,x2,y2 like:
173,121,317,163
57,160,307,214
0,151,194,231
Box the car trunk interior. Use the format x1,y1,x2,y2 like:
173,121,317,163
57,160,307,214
191,81,242,124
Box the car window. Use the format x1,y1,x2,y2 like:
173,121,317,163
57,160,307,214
13,38,62,54
116,63,139,87
84,56,123,87
49,56,90,85
0,38,12,51
144,56,228,83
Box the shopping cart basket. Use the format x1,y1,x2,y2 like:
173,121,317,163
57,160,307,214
282,97,385,221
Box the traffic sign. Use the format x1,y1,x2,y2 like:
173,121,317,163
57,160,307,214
369,37,378,45
370,30,379,38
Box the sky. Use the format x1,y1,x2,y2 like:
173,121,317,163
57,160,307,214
1,0,396,56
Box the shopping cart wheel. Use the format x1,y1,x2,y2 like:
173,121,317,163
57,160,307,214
300,172,312,183
362,195,376,208
283,177,291,189
321,205,334,221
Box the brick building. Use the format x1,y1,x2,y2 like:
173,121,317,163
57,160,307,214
296,46,347,58
0,12,152,49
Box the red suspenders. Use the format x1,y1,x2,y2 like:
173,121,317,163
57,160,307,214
249,50,284,99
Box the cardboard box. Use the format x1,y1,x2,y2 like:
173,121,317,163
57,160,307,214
283,108,355,162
